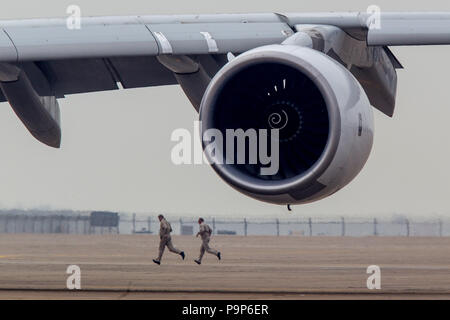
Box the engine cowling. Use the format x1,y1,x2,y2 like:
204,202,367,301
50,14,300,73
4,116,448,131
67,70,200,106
199,45,374,205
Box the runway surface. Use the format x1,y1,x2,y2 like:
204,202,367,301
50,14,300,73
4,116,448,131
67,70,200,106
0,234,449,299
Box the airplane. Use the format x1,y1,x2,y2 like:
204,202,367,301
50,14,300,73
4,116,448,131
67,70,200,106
0,12,449,206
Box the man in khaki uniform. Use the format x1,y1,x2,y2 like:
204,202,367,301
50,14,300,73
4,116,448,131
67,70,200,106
153,214,185,265
194,218,221,265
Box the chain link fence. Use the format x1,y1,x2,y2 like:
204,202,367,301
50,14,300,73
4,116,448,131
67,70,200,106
114,214,450,237
0,210,449,237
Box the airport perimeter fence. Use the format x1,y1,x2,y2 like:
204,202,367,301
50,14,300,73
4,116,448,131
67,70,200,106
124,215,450,237
0,211,449,237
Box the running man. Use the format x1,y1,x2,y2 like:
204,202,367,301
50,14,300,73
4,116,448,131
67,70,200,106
153,214,185,265
194,218,221,265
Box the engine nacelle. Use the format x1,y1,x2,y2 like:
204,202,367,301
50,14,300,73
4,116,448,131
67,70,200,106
199,45,374,205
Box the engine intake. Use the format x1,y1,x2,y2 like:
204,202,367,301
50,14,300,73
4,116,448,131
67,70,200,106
200,45,374,205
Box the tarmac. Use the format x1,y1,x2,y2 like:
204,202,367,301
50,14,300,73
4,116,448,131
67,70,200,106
0,234,449,299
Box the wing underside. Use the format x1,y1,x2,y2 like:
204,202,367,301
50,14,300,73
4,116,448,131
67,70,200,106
0,15,295,102
0,12,449,146
0,12,448,99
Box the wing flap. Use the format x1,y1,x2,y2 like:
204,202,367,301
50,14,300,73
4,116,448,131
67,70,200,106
20,57,178,98
29,59,118,96
108,56,177,89
2,24,159,61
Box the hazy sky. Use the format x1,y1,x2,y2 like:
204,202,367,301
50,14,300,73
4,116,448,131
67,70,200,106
0,0,450,218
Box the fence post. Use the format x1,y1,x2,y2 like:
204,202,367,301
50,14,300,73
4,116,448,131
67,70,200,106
244,218,248,236
276,219,280,236
84,218,88,234
50,216,54,234
373,218,378,236
405,219,410,237
438,219,443,237
132,213,136,234
61,216,65,233
31,216,36,234
22,216,27,233
180,218,183,235
341,217,345,237
308,218,312,236
41,217,45,234
75,216,79,234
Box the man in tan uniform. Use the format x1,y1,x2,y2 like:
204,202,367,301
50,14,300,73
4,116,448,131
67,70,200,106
194,218,221,265
153,214,185,265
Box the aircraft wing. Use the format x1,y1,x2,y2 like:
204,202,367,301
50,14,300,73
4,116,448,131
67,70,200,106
0,12,449,93
366,12,450,45
0,14,294,97
0,12,450,147
282,12,450,46
0,12,449,97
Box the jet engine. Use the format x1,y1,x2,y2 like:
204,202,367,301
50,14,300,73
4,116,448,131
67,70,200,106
199,45,374,205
